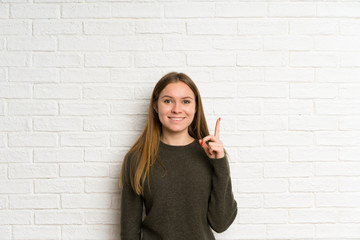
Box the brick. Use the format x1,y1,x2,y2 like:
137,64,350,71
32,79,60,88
0,181,31,193
165,3,214,18
237,52,287,67
84,148,122,163
85,53,132,67
237,148,288,162
316,101,360,115
238,84,288,98
0,20,31,35
267,224,314,239
61,69,109,83
0,84,31,99
110,36,162,51
136,53,185,67
315,36,360,51
164,37,212,51
8,133,58,147
0,53,29,67
112,3,161,18
214,37,262,50
11,4,60,19
265,68,314,82
213,225,265,239
62,3,111,18
61,133,108,147
0,149,31,163
264,163,314,178
35,211,83,225
0,211,32,224
62,194,112,209
290,52,337,67
317,193,360,207
60,163,108,177
111,100,148,115
290,178,337,192
236,116,286,131
33,53,81,67
0,4,9,18
7,37,56,51
222,133,262,148
197,83,237,98
34,149,83,163
13,226,60,240
8,100,58,116
60,102,108,116
85,179,119,193
111,69,162,83
0,117,31,131
84,21,134,35
340,54,360,67
229,163,262,179
136,20,185,34
317,68,360,82
35,179,83,193
33,117,82,131
85,210,120,224
339,209,360,223
188,53,236,67
317,3,360,17
34,85,81,99
216,3,267,17
339,84,360,99
214,100,261,115
316,162,360,176
237,179,287,193
317,224,360,238
340,148,360,161
33,20,81,35
289,116,338,130
0,196,7,209
340,178,360,192
0,226,10,240
290,84,337,99
83,86,132,100
110,133,141,147
62,226,119,239
290,147,338,162
238,210,287,224
187,20,237,35
238,19,287,35
264,132,313,146
9,68,59,83
9,164,57,179
289,209,336,223
340,20,360,35
214,68,263,82
291,20,338,35
264,36,313,50
59,37,108,51
10,195,59,209
84,117,143,131
264,194,314,208
316,132,360,146
340,117,360,130
268,3,316,17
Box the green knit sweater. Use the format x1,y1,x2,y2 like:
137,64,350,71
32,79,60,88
120,139,237,240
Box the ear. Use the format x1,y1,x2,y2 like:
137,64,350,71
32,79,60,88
153,102,158,113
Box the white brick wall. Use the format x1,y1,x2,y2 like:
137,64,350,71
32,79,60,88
1,1,360,239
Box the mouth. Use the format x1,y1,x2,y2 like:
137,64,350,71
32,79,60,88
168,117,185,121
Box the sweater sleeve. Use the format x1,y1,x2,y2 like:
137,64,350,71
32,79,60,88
120,155,143,240
207,155,238,233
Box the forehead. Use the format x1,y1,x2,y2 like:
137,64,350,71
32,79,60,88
159,82,195,98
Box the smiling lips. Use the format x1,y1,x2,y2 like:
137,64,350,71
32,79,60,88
169,117,185,121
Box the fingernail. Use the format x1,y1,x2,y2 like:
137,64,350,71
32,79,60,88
219,117,221,122
200,140,203,146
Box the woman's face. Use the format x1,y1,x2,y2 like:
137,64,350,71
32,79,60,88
155,81,196,137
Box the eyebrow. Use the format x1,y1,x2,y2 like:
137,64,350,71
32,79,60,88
160,95,194,100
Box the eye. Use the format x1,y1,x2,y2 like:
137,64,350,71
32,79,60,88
183,100,191,104
164,99,172,104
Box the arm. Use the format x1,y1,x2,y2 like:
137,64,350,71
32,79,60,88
207,155,237,233
120,155,143,240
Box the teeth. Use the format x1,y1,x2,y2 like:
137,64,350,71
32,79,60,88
170,118,184,120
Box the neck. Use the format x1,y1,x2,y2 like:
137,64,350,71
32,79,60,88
160,130,194,146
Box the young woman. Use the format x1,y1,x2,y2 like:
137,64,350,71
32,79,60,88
120,72,237,239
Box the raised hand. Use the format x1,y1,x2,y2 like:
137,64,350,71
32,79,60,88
199,117,225,159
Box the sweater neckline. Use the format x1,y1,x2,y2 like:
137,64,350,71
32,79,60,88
159,139,198,150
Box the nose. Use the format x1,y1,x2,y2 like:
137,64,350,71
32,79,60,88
171,101,182,113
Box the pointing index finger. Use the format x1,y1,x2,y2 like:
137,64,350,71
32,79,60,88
214,117,220,139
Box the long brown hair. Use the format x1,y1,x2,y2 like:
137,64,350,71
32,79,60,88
120,72,210,196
